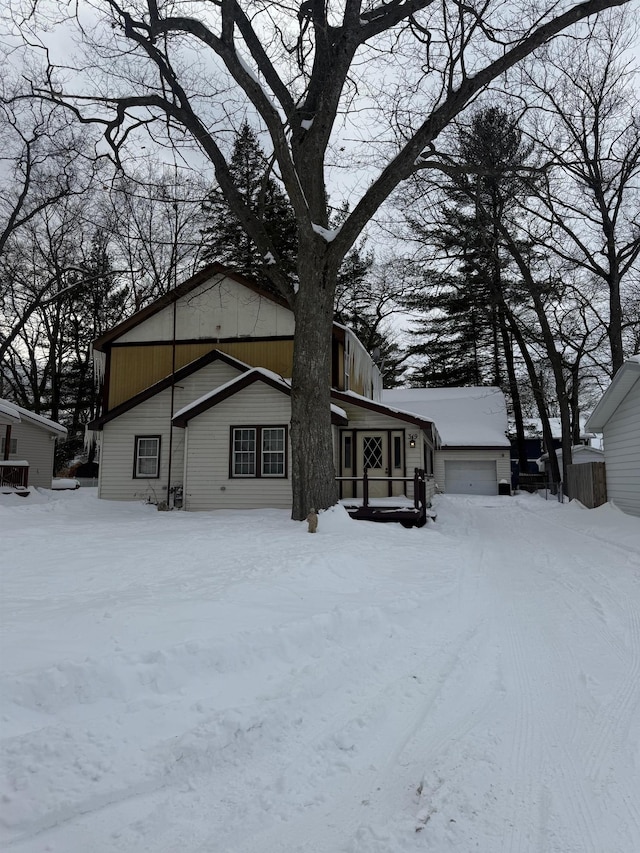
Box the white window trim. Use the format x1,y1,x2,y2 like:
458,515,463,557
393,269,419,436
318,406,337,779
134,435,161,479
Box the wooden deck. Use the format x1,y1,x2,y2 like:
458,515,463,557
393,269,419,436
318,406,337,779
337,469,434,528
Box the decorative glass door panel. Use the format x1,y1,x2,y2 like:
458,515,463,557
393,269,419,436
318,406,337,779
356,431,389,498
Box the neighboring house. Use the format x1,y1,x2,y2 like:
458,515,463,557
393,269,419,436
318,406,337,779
382,387,511,495
510,418,597,475
584,357,640,518
538,445,605,478
0,399,67,490
87,265,439,511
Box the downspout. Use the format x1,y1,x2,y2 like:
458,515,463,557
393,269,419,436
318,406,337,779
167,299,177,505
182,425,189,511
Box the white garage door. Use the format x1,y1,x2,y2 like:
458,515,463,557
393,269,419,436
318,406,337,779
444,460,498,495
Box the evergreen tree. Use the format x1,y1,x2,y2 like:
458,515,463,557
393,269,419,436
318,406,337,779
201,123,297,285
407,107,532,386
58,230,128,465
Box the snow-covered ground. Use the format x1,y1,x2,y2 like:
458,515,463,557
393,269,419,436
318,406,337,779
1,489,639,853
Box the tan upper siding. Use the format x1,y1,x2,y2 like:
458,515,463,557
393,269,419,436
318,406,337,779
433,448,511,492
602,380,640,517
98,360,243,501
116,276,295,344
3,420,56,488
184,383,293,512
108,340,294,408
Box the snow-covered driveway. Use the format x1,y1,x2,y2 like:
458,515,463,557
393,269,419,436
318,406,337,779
1,490,639,852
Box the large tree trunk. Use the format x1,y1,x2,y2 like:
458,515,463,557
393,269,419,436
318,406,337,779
290,261,339,520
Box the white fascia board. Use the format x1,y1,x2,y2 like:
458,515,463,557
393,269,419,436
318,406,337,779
585,359,640,432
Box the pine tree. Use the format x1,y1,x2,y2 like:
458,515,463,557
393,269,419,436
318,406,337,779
201,123,297,285
58,231,128,465
407,107,533,386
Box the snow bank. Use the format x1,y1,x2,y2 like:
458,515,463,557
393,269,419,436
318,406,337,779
1,490,639,852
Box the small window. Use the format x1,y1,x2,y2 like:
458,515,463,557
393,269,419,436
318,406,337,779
1,437,17,455
394,436,402,469
425,444,433,476
134,436,161,478
344,435,352,469
231,426,287,478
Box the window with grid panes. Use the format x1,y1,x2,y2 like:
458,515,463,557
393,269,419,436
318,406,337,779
231,427,287,478
232,428,256,476
261,428,285,476
134,436,160,478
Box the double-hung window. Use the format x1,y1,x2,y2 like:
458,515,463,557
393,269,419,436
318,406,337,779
134,436,161,478
231,426,287,478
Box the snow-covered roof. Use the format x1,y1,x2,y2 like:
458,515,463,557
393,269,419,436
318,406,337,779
173,368,348,427
333,389,440,441
519,417,595,441
0,398,67,436
538,445,605,462
585,357,640,432
382,386,510,447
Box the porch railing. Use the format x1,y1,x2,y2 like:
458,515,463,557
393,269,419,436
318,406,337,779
336,467,431,507
0,461,29,490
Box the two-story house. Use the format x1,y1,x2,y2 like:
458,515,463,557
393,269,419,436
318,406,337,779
87,264,439,512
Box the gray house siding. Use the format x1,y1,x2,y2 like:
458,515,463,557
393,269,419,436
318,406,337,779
183,383,293,511
2,421,57,489
98,360,243,502
602,381,640,517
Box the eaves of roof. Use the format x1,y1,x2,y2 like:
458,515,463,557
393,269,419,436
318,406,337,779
92,264,292,352
173,370,348,428
585,358,640,432
86,349,251,430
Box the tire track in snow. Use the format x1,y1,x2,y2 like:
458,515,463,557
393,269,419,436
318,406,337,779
583,605,640,826
500,618,544,853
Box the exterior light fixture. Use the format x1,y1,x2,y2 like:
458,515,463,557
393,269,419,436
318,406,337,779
408,433,417,448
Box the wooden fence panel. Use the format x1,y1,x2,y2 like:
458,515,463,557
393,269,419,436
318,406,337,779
566,462,607,508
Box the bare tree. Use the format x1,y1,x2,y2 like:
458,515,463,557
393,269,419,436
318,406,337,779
21,0,631,517
522,10,640,375
0,92,94,362
104,161,209,310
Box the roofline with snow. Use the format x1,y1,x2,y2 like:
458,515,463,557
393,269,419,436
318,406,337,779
86,349,251,430
331,390,440,445
0,398,67,436
584,358,640,432
172,369,348,428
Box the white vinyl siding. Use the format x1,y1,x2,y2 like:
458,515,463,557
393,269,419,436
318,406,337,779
183,383,293,511
116,275,295,344
98,360,243,501
435,448,511,495
1,420,57,489
602,379,640,517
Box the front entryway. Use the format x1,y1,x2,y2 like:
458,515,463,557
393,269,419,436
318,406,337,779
357,431,389,498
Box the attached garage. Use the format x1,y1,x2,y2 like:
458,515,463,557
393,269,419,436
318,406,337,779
444,460,498,495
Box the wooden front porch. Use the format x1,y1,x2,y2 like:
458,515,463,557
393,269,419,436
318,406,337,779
338,468,435,528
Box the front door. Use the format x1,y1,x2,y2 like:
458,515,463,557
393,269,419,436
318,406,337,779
357,431,389,498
